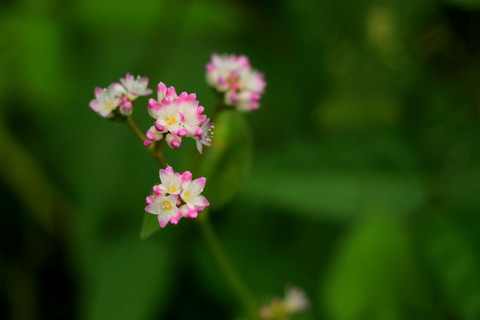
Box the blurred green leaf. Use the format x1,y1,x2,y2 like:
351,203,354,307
200,110,252,209
245,168,425,221
140,212,160,240
423,216,480,320
83,239,172,320
324,212,434,320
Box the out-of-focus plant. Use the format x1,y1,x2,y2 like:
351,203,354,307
88,54,308,320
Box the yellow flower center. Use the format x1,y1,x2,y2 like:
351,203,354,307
105,102,115,110
167,186,177,194
165,116,176,125
183,192,190,202
162,200,172,211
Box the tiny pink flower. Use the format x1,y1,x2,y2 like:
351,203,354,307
195,118,214,154
145,194,181,228
180,176,209,216
259,285,309,320
90,73,152,118
119,73,153,101
158,166,182,195
144,83,213,152
146,166,210,228
144,125,164,146
206,53,265,112
165,133,182,149
284,286,309,313
89,83,122,118
156,82,177,102
228,90,261,112
176,93,204,134
154,104,183,134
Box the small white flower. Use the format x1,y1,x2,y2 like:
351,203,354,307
206,53,265,112
144,83,212,152
145,167,210,228
259,285,309,320
158,166,182,195
181,176,209,214
284,286,309,313
119,73,153,100
195,119,214,154
145,194,181,228
154,104,183,135
177,95,202,135
89,83,122,118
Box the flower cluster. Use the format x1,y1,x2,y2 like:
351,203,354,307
144,83,214,153
89,73,152,118
145,166,210,228
259,286,309,320
206,53,266,111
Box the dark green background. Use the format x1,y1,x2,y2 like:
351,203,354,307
1,0,480,319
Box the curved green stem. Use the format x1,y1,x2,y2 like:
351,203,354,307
152,140,168,168
125,117,167,168
198,213,258,319
125,116,146,143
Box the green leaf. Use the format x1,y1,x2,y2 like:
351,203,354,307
140,212,161,240
245,168,425,221
324,212,434,320
422,216,480,320
200,110,253,209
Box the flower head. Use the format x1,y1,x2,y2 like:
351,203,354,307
195,118,214,153
206,53,265,111
89,73,152,118
284,286,309,313
145,166,209,227
144,82,213,152
89,83,123,118
180,172,209,218
259,285,309,320
119,73,153,101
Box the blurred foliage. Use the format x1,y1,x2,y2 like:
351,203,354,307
1,0,480,319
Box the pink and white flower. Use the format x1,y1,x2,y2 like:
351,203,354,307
195,118,214,153
179,173,209,218
89,73,152,118
284,286,309,313
158,166,182,195
145,194,181,228
206,53,265,111
89,83,123,118
259,285,309,320
119,73,152,100
144,82,213,152
145,166,209,228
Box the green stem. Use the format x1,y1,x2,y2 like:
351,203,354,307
125,117,168,168
153,140,168,168
125,116,146,143
198,214,258,319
